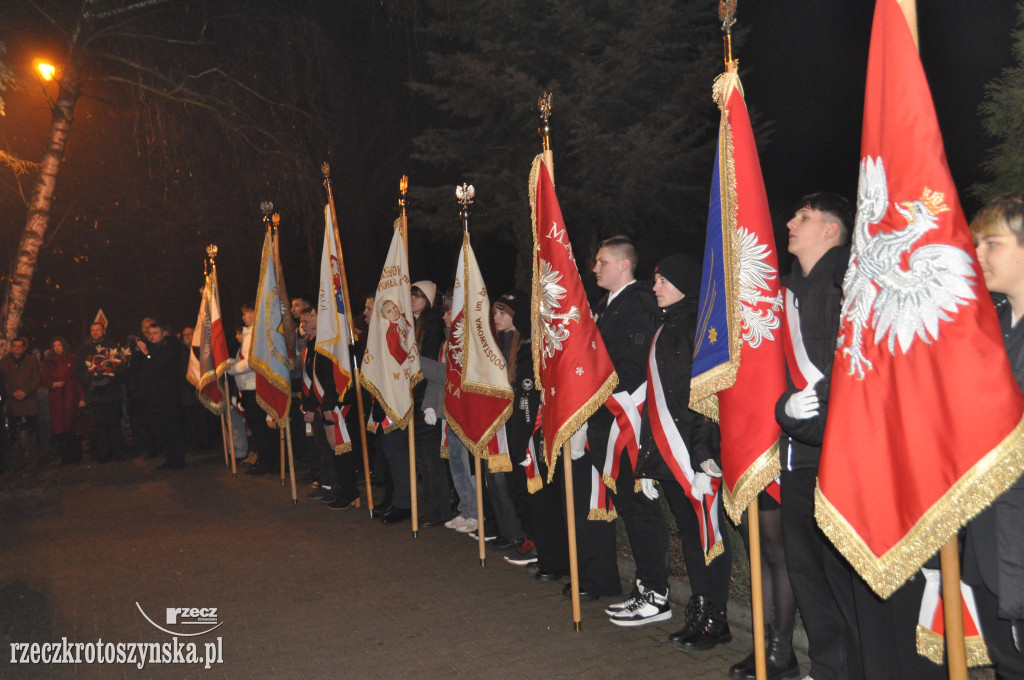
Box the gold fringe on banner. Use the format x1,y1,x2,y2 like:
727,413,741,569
815,412,1024,598
722,442,780,523
916,625,990,668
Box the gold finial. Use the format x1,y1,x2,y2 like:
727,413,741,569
719,0,737,65
206,244,218,260
399,175,409,216
271,213,281,228
321,162,331,189
537,92,552,151
456,183,475,234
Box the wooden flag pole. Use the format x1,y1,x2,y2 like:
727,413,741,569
561,441,583,631
223,376,237,477
321,163,373,515
399,177,420,538
285,422,297,504
279,424,286,486
475,455,486,566
747,501,767,680
219,400,230,468
941,538,968,680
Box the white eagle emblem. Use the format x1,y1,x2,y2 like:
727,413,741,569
838,156,977,379
736,227,783,348
449,315,466,369
538,258,581,359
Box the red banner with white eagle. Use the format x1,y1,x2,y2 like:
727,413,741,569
816,0,1024,598
444,231,514,469
187,267,232,414
529,155,618,479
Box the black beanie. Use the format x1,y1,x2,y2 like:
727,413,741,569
654,254,702,299
494,290,530,336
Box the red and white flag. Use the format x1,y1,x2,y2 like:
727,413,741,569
916,568,990,668
315,204,353,402
529,155,618,479
817,0,1024,598
187,268,232,414
689,66,787,522
251,227,294,425
359,222,422,431
444,231,514,470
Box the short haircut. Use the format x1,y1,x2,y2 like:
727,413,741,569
242,301,255,313
971,191,1024,245
598,235,639,275
299,305,315,317
12,337,27,347
798,192,853,246
90,322,104,330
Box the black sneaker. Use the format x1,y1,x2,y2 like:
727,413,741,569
503,537,538,566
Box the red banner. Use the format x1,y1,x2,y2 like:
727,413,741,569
817,0,1024,598
529,156,618,478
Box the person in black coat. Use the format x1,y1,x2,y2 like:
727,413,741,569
571,235,658,600
133,321,185,469
966,192,1024,680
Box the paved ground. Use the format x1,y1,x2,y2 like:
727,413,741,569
0,446,791,680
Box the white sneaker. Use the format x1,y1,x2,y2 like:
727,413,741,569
608,588,671,627
605,580,645,616
456,517,478,534
444,515,466,530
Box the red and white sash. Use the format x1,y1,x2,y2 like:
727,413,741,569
647,326,724,563
916,568,990,667
522,409,543,493
602,384,647,492
780,287,825,390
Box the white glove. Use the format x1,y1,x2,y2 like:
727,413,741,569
784,384,819,420
690,472,714,500
700,459,722,478
569,423,588,461
640,478,659,500
423,408,437,425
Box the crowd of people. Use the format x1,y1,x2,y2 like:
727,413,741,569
1,190,1022,680
0,318,219,474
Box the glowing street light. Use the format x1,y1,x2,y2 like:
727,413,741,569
36,62,56,81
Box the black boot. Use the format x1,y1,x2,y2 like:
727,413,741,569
668,595,710,646
673,603,731,652
747,627,800,680
730,624,771,678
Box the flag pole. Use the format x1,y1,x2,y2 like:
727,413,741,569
475,455,486,567
203,254,230,471
279,425,286,486
456,183,487,565
223,375,237,476
892,1,964,677
321,163,374,516
538,96,582,630
400,176,420,538
285,422,297,504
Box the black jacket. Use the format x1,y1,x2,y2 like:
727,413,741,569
635,297,717,480
75,336,129,404
775,245,849,470
300,337,340,413
963,295,1024,619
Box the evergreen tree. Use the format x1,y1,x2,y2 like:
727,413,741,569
409,0,727,287
974,1,1024,201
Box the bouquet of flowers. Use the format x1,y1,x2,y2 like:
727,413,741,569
84,344,132,380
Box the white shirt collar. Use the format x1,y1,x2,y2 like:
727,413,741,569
605,279,636,307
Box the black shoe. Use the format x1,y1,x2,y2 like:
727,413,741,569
374,505,394,519
381,507,411,525
672,605,731,652
536,569,568,582
668,595,711,645
561,583,599,602
744,627,800,680
730,650,756,678
489,536,517,551
328,494,360,510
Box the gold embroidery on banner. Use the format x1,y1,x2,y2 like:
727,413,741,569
545,371,619,483
690,70,743,416
488,453,513,473
915,625,990,667
526,475,543,494
722,442,780,523
703,538,725,566
815,413,1024,598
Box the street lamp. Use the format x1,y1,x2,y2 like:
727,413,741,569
36,61,56,81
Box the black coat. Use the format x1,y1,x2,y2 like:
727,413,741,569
634,297,717,480
132,336,182,406
774,245,849,470
586,280,658,466
300,337,340,413
963,295,1024,619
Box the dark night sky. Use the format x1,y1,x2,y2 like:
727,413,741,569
0,0,1018,346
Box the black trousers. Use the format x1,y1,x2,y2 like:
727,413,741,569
610,452,672,594
662,479,732,607
570,452,621,596
89,400,123,461
240,390,277,472
529,460,570,574
781,467,857,680
975,580,1024,680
